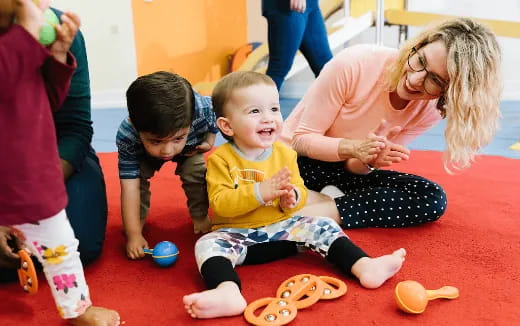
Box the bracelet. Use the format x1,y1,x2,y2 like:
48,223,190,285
365,163,378,172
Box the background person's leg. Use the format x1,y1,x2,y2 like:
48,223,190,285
264,7,307,90
299,2,333,77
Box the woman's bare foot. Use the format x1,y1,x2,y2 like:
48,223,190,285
183,281,246,319
192,215,211,234
68,306,120,326
351,248,406,289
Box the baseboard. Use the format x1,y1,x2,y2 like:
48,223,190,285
92,89,126,110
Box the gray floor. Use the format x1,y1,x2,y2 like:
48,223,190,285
92,99,520,159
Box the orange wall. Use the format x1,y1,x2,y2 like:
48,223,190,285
131,0,247,84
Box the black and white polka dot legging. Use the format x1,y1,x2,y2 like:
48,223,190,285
298,156,447,229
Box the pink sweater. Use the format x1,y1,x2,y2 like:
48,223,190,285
280,44,442,162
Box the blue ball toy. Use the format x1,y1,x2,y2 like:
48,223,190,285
143,241,179,267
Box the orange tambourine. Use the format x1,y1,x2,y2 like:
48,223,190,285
275,274,324,309
17,250,38,294
314,276,347,300
244,297,298,326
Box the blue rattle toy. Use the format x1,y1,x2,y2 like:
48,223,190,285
143,241,179,267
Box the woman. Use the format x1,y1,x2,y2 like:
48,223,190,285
280,17,502,228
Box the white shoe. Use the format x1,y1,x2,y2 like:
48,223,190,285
320,185,345,199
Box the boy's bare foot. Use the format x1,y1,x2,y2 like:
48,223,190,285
351,248,406,289
192,215,211,234
183,281,246,319
69,306,120,326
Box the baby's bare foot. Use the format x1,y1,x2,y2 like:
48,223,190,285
183,281,246,318
192,215,211,234
352,248,406,289
68,306,120,326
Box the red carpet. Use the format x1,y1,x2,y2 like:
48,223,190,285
1,151,519,325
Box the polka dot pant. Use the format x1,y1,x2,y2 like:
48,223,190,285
298,156,447,229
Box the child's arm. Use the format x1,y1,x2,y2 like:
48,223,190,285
120,178,148,259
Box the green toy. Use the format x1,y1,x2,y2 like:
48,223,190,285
39,8,59,45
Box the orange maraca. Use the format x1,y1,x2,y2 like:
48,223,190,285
395,280,459,314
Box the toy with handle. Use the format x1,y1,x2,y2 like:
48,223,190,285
17,250,38,294
395,280,459,314
143,241,179,267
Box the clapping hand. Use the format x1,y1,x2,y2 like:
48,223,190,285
259,167,293,204
279,184,297,210
369,119,410,168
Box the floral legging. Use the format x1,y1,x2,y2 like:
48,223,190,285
13,210,91,319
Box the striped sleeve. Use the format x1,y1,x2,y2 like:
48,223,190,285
116,119,142,179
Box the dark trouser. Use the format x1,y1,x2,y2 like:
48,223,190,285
66,149,108,264
262,0,333,90
139,153,209,220
0,148,108,282
298,156,447,228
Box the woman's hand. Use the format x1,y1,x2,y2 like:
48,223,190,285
290,0,306,13
0,226,25,269
368,119,410,168
49,11,80,64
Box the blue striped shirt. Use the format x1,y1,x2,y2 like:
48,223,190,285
116,91,218,179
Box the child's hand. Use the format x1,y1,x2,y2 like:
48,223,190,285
259,167,292,203
125,233,148,260
0,226,24,268
13,0,48,40
279,185,297,210
194,141,212,153
49,11,80,64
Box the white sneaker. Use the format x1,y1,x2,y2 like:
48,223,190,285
320,185,345,199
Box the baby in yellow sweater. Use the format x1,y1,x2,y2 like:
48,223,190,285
183,71,406,319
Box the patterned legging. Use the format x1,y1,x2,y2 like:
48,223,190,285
298,157,447,228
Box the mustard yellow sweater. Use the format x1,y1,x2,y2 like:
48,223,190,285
207,141,308,230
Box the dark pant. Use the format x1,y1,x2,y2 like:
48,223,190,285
298,156,447,228
66,149,108,264
262,0,333,90
0,149,108,282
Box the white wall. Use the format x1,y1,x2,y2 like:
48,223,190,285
51,0,520,107
51,0,137,108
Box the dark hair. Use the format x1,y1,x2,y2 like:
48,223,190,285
126,71,193,137
212,71,276,141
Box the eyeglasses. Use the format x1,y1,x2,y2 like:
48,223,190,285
407,47,448,96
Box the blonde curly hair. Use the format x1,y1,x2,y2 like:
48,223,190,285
385,17,502,172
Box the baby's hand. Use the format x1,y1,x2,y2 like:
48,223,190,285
49,11,80,64
279,185,297,210
259,167,292,203
125,233,148,260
